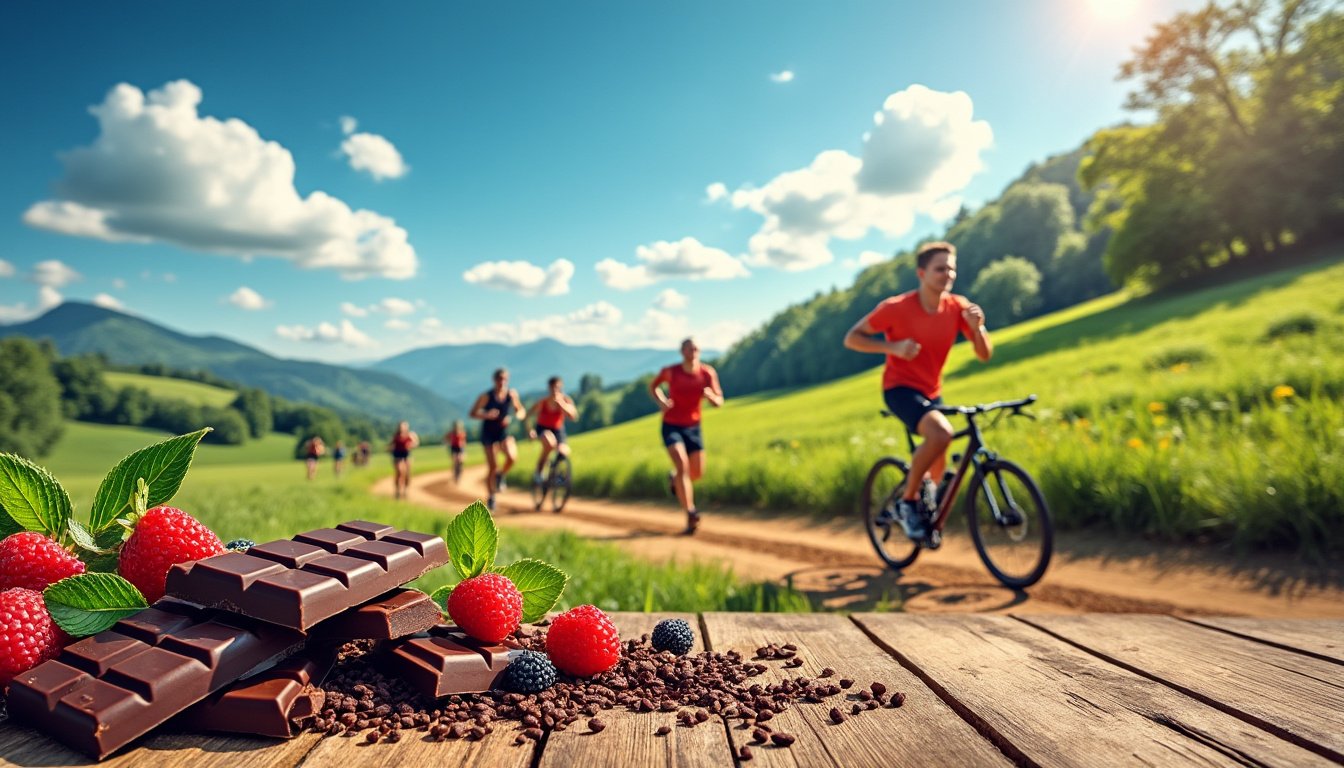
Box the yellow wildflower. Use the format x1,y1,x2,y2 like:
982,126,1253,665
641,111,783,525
1169,362,1191,374
1158,437,1171,451
1271,385,1295,401
790,440,800,450
1152,415,1167,427
1127,438,1144,449
1147,401,1165,414
1076,418,1091,430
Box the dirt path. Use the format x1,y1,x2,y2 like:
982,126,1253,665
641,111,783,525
374,466,1344,617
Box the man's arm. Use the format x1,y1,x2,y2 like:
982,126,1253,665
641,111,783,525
962,303,993,362
559,394,579,420
703,368,724,408
843,316,921,360
648,370,672,412
511,390,527,420
468,393,490,420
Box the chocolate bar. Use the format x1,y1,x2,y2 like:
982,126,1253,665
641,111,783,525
310,588,441,640
164,520,449,630
7,600,303,759
380,625,516,698
174,651,333,738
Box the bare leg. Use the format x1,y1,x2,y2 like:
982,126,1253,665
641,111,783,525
903,412,954,500
501,437,518,477
665,443,692,512
536,433,557,475
484,444,500,495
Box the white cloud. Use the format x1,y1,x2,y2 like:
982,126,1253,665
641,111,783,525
38,286,61,311
413,301,625,346
227,286,270,310
31,260,81,287
163,273,177,284
0,260,15,278
340,131,409,181
377,297,415,316
340,301,368,317
770,70,795,84
339,115,358,135
596,237,749,290
705,182,728,202
111,277,126,289
462,258,574,296
275,318,373,347
92,293,123,310
849,250,888,268
0,285,63,323
654,288,689,310
23,80,417,280
726,85,991,271
384,318,411,331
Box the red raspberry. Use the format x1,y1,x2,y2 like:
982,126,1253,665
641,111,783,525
447,573,523,643
0,587,69,686
546,604,621,677
118,507,224,603
0,532,86,591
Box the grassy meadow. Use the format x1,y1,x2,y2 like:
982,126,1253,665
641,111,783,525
508,249,1344,557
102,372,239,408
37,422,811,612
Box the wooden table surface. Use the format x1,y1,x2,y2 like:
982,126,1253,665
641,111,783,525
2,613,1340,767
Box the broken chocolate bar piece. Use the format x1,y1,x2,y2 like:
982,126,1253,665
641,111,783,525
7,600,303,759
379,625,516,698
174,651,334,738
164,520,448,630
310,588,441,640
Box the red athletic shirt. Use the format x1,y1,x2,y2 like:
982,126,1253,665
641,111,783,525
863,291,974,398
652,363,717,427
448,432,465,449
537,399,567,430
391,433,415,452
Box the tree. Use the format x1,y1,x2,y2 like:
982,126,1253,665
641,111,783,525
0,338,64,457
611,375,658,425
574,390,611,434
578,374,603,397
109,386,154,426
230,387,273,439
52,355,114,420
970,257,1043,324
201,407,249,445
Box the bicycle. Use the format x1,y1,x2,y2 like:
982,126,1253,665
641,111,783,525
532,452,573,513
860,394,1053,589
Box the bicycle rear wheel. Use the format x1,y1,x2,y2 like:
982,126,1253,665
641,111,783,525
966,459,1052,588
550,456,572,513
862,457,920,570
531,467,548,511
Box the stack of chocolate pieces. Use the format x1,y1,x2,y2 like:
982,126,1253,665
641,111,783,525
7,520,515,760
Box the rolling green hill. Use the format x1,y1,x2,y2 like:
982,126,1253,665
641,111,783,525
523,248,1344,555
103,371,239,408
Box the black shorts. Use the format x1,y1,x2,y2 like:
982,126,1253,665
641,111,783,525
537,426,567,445
661,423,704,453
883,386,943,434
391,449,410,461
481,423,509,446
449,445,464,456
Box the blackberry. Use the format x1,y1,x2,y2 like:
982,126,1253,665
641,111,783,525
502,650,557,693
224,538,255,552
651,618,695,655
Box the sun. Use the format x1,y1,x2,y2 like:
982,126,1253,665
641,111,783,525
1086,0,1141,20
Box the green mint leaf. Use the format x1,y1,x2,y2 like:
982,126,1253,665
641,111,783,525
0,506,22,538
43,573,148,637
67,519,118,554
501,559,568,624
429,585,453,615
88,428,210,532
445,501,497,580
0,453,73,538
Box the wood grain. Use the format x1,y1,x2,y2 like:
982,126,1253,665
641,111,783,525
856,613,1332,767
0,721,320,768
1023,614,1344,762
701,612,1010,768
539,612,735,768
1181,617,1344,664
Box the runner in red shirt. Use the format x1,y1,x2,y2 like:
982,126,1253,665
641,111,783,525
648,337,724,534
387,421,420,501
527,376,578,484
843,241,993,542
443,420,467,484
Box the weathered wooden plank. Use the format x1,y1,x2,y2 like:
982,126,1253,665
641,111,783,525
0,721,318,768
1023,614,1344,762
856,613,1333,768
1181,617,1344,664
540,612,735,768
701,612,1010,768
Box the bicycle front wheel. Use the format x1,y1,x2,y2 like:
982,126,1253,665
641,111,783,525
966,459,1053,588
550,456,572,513
531,468,548,511
862,457,920,570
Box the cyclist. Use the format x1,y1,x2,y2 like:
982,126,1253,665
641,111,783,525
443,420,467,483
388,421,420,500
469,367,526,511
527,376,578,486
649,337,724,535
843,241,993,541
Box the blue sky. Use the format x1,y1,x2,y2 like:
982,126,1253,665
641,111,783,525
0,0,1199,362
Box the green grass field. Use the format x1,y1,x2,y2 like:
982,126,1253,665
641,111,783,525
35,422,811,612
513,249,1344,556
103,372,239,408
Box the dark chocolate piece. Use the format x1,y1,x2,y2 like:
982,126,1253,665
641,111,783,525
7,600,303,759
310,588,441,640
379,625,516,698
174,651,333,738
164,520,448,630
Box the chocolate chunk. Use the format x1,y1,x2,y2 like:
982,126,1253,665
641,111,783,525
174,651,334,738
378,626,514,698
310,589,441,640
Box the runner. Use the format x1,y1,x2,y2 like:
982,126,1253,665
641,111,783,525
648,337,724,535
843,241,993,541
332,440,347,477
303,435,325,481
388,421,420,500
469,368,526,511
443,420,468,484
527,376,578,485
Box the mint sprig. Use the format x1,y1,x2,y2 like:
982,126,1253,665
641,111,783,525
445,501,497,580
0,453,73,538
501,559,569,623
439,501,567,621
43,573,148,637
88,428,210,532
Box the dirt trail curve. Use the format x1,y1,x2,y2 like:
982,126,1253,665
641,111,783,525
373,465,1344,617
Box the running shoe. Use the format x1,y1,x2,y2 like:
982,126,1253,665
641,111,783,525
897,499,928,542
533,471,544,486
498,476,508,492
681,509,701,536
487,495,496,512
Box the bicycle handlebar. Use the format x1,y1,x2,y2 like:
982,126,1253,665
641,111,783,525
879,394,1037,420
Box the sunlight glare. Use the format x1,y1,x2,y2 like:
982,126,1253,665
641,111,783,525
1087,0,1141,20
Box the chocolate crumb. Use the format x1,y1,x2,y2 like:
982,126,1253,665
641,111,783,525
871,682,887,697
829,707,845,724
770,732,796,747
839,679,854,689
656,725,671,736
891,692,907,708
739,745,753,761
588,718,606,733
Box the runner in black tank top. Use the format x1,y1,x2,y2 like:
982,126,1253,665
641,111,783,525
470,367,526,512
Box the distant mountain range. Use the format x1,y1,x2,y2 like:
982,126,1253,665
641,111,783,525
0,303,461,428
372,338,678,405
0,303,695,426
